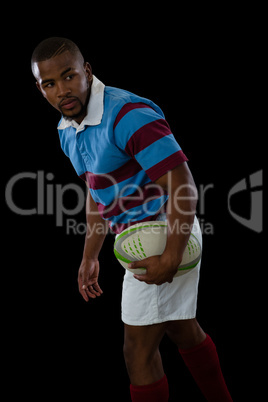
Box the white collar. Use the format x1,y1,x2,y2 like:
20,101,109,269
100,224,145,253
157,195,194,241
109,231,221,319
57,75,105,131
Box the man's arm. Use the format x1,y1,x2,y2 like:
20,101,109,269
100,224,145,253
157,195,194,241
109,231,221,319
129,162,198,285
78,190,109,301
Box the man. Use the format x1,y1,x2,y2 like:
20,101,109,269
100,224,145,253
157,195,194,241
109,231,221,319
31,37,232,401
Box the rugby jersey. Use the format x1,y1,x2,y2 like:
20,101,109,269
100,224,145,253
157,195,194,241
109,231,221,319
58,76,188,233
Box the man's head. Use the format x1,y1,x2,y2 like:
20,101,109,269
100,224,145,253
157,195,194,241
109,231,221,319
31,37,93,123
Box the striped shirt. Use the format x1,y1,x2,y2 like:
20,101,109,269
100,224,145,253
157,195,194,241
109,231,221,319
58,76,188,233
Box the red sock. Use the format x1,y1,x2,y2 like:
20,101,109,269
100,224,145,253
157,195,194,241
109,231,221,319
130,374,169,402
179,334,232,401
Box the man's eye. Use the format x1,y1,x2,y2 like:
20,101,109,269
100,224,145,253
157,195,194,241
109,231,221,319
66,75,74,81
45,82,54,88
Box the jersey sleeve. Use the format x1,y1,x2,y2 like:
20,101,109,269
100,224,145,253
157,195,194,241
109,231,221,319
113,103,188,182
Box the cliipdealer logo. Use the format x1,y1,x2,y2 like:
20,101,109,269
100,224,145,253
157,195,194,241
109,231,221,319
5,169,263,234
228,170,263,233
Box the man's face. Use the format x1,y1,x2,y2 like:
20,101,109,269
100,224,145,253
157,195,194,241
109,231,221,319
33,51,92,124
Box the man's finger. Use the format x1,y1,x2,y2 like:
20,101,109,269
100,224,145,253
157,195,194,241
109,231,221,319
133,274,153,284
128,259,148,270
93,283,103,294
82,284,97,299
88,284,102,296
80,286,89,302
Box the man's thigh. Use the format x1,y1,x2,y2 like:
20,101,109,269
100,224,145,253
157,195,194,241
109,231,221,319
124,322,168,353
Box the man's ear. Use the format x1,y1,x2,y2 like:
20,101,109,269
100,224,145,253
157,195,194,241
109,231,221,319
35,81,46,99
36,81,42,93
84,62,93,82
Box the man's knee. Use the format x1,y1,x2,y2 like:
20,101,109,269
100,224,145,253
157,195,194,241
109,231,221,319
123,334,162,377
123,322,167,383
123,337,150,368
166,318,206,349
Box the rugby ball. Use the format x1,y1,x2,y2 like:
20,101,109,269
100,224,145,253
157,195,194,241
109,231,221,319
114,221,202,277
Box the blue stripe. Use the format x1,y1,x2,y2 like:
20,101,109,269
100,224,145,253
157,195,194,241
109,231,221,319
114,107,162,150
109,195,168,225
90,170,151,205
135,134,181,171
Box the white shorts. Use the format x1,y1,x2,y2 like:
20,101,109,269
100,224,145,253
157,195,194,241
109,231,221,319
120,215,202,326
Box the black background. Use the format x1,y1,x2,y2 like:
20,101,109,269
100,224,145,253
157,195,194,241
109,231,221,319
4,8,264,401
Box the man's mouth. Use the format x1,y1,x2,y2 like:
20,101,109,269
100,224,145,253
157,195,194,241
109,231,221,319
60,97,78,110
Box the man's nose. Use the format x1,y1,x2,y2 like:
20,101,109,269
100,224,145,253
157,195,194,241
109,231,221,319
57,82,71,98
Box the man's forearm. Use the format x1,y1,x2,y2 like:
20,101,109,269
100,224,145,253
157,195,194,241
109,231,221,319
156,163,198,267
163,182,197,267
82,190,109,260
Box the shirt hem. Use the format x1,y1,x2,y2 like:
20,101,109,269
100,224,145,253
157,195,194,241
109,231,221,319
121,313,197,326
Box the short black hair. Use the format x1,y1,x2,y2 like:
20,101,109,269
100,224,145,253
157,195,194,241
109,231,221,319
31,37,84,73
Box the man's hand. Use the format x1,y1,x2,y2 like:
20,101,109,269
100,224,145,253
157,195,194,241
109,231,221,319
129,254,180,285
78,258,103,301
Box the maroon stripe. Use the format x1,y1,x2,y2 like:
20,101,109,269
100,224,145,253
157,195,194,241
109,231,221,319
97,184,166,218
79,173,87,182
125,118,172,157
146,150,188,182
84,158,142,190
113,102,153,130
